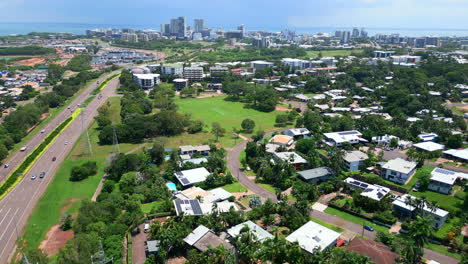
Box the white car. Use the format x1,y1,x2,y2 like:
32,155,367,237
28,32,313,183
31,174,37,180
65,141,69,145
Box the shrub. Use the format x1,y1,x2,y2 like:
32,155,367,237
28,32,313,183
70,161,98,181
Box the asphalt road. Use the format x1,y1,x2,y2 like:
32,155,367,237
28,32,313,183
0,71,119,184
0,74,120,263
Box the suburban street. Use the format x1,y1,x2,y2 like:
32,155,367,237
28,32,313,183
226,139,460,264
0,75,121,263
0,71,120,184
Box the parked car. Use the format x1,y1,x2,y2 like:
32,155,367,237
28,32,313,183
364,225,374,232
52,157,57,161
4,164,8,168
40,172,45,178
31,174,37,180
41,129,45,134
65,141,69,145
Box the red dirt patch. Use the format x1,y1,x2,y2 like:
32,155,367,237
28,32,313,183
275,105,292,112
16,57,46,66
39,225,74,256
456,105,468,112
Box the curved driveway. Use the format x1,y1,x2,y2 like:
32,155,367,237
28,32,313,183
0,74,120,263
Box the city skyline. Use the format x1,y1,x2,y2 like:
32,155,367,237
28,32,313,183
0,0,467,30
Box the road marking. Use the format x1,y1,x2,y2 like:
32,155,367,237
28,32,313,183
0,207,11,226
0,207,19,242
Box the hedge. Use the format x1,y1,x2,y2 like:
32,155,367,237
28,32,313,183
0,110,80,198
91,73,121,95
352,173,410,193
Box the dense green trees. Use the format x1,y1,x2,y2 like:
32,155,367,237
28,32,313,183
0,45,55,55
66,54,92,71
70,161,98,181
241,119,255,133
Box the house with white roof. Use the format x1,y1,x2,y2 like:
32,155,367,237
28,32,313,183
183,225,233,252
132,73,160,89
381,158,418,184
286,221,341,253
413,142,444,152
343,150,368,172
443,148,468,162
392,194,449,229
285,128,311,139
428,168,468,194
344,178,390,201
323,130,367,147
372,134,399,145
173,199,238,216
174,167,211,187
175,186,233,203
273,152,307,169
227,221,274,243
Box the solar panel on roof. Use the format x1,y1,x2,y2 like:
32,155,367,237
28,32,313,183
175,200,183,214
176,172,183,176
377,193,383,198
180,178,190,185
434,168,455,175
190,200,203,215
360,183,369,188
339,131,358,135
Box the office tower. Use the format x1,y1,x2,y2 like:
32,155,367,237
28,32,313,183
341,31,350,44
335,30,343,38
360,28,368,37
414,38,426,48
194,19,204,33
425,37,439,46
122,28,135,34
352,27,360,38
238,24,246,37
170,16,186,38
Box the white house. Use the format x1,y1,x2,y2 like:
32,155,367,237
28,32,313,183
428,168,468,194
323,130,367,146
443,148,468,162
343,150,368,172
418,133,438,142
381,158,418,184
344,178,390,201
286,221,341,253
413,142,444,152
227,221,274,243
285,128,311,139
372,134,399,145
251,60,274,71
174,167,211,187
392,194,449,229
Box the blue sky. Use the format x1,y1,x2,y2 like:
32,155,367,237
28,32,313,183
1,0,467,30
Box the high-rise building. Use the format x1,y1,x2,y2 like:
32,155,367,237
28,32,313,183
194,19,204,33
352,28,360,38
425,37,439,46
183,67,204,81
122,28,135,34
170,16,186,38
414,38,426,48
341,31,351,44
238,24,246,37
335,30,343,38
360,28,368,38
121,33,138,42
252,37,271,48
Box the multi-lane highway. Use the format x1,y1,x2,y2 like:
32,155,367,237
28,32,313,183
0,71,118,184
0,74,121,263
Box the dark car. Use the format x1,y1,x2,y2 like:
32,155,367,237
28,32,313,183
40,172,45,178
52,157,57,162
364,225,374,232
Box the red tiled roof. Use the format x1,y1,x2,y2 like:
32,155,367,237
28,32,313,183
346,238,399,264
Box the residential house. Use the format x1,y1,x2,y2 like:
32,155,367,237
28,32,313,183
346,238,400,264
343,150,369,171
381,158,418,184
174,199,238,216
183,225,233,252
146,240,160,255
227,221,274,243
285,128,311,139
344,178,390,201
273,152,307,169
413,142,444,152
179,145,210,158
372,134,399,145
297,167,334,184
428,168,468,194
286,221,341,253
175,186,233,203
443,148,468,162
323,130,367,146
392,194,449,229
269,135,294,147
174,167,211,187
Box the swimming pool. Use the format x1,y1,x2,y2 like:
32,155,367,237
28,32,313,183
166,182,177,191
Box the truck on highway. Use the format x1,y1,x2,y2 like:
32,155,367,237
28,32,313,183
20,146,28,152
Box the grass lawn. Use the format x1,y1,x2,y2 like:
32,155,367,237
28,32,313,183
310,217,344,233
404,165,435,188
410,189,463,212
258,183,277,194
425,243,462,260
140,201,164,214
335,198,352,206
433,216,459,240
324,207,389,233
305,49,363,58
21,96,139,250
175,95,283,134
222,182,248,193
159,131,238,149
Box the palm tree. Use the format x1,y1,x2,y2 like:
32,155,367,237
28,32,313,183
408,216,434,262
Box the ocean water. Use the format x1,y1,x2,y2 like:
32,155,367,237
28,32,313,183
0,22,467,38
